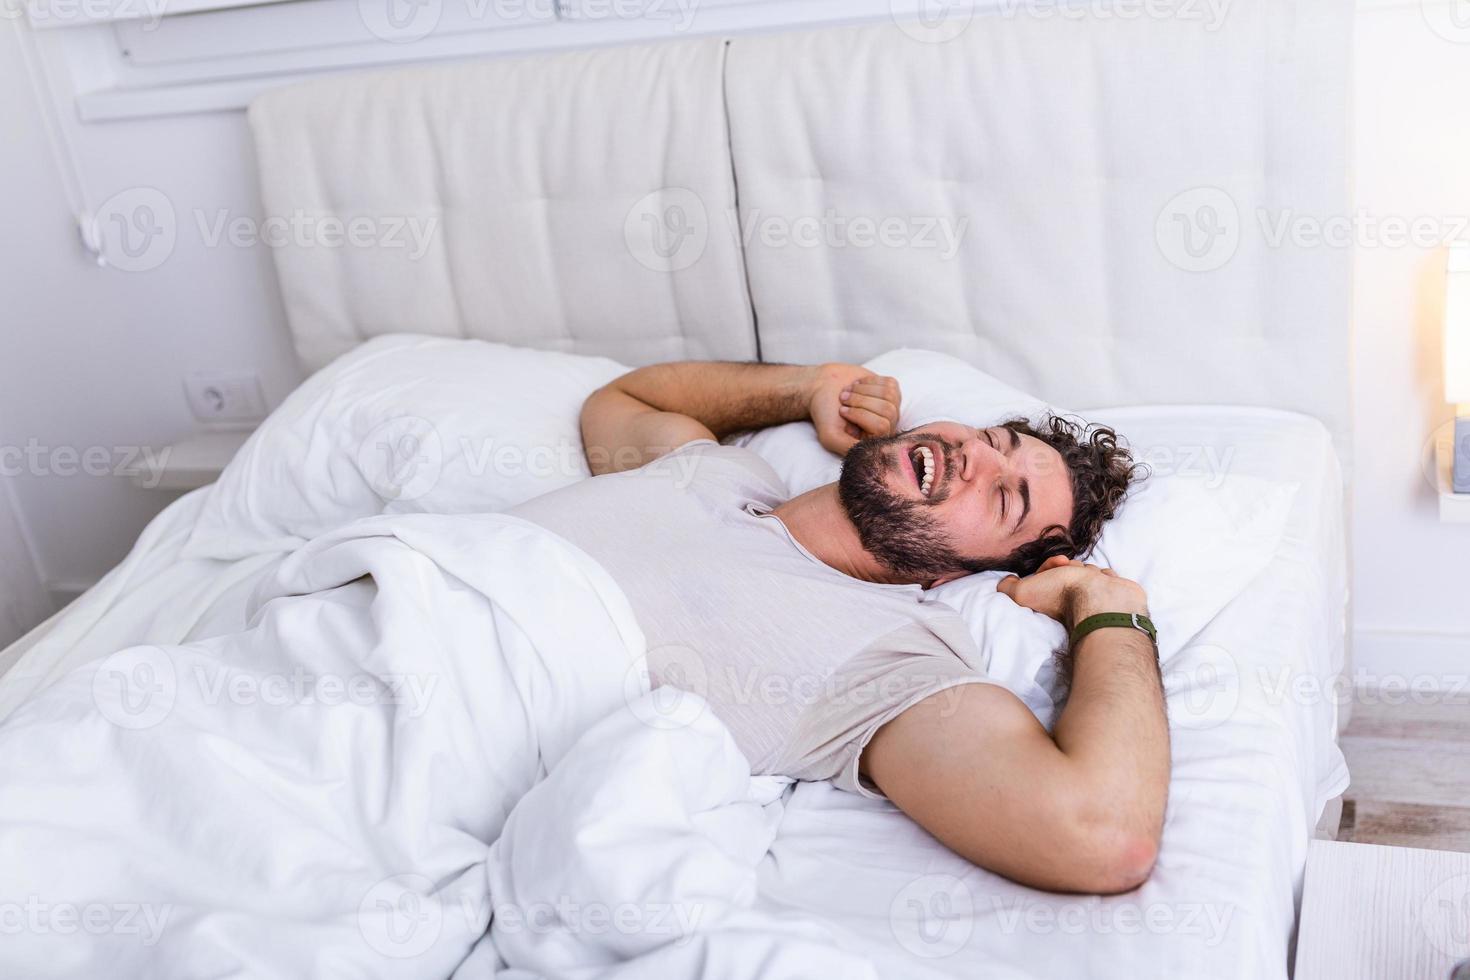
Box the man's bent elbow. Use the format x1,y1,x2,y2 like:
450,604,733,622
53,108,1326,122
1091,830,1160,895
1059,814,1161,895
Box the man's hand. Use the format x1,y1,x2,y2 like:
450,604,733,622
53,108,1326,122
808,364,902,456
997,555,1148,631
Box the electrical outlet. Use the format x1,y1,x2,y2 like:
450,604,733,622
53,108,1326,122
184,372,267,426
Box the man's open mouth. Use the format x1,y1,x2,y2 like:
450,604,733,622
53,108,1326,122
907,443,937,497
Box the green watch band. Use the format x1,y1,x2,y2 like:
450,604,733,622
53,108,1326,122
1069,612,1158,650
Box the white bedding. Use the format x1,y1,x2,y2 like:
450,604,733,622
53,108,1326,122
0,403,1346,979
0,513,871,978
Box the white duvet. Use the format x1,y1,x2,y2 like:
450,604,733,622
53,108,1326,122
0,340,1347,979
0,514,872,979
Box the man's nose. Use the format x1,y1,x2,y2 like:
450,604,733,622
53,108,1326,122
958,436,1005,483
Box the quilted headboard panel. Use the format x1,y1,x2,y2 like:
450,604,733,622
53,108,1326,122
725,2,1350,453
248,38,755,370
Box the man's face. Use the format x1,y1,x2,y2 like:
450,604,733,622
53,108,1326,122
837,420,1074,582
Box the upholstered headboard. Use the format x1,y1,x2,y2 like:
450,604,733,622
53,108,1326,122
249,0,1350,456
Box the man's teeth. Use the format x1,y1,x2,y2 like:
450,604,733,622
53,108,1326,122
916,445,934,496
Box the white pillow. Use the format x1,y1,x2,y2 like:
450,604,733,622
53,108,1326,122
732,348,1050,496
731,349,1298,715
182,335,627,560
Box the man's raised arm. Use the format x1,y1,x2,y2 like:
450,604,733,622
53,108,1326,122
579,361,902,475
862,557,1170,894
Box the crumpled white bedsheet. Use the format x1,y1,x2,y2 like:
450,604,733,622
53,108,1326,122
0,513,870,979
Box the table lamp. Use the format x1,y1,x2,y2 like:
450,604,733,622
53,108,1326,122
1447,244,1470,494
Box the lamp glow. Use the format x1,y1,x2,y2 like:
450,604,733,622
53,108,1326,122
1447,244,1470,404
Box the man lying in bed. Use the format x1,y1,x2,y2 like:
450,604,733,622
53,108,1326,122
507,361,1167,895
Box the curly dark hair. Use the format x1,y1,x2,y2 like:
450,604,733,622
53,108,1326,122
985,414,1146,577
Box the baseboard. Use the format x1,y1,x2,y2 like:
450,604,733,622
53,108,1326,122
1352,628,1470,690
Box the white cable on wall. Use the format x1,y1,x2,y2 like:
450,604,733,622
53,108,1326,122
8,14,105,264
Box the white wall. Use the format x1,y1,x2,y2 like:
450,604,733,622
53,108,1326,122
0,19,302,605
1350,1,1470,684
1,5,1467,683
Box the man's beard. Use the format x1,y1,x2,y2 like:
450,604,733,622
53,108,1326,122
837,433,977,582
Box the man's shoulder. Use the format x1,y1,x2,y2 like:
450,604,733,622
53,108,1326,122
662,439,789,500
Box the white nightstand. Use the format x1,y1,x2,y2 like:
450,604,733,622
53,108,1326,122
131,430,252,491
1294,839,1470,979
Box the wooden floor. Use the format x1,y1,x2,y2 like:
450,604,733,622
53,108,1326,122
1337,689,1470,852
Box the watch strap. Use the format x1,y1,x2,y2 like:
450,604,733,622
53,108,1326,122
1070,612,1157,649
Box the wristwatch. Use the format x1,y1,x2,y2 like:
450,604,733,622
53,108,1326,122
1069,612,1158,651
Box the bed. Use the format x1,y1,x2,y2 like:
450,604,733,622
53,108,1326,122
0,3,1351,977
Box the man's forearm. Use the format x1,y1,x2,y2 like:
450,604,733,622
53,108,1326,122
581,359,897,475
1052,627,1170,843
604,361,820,437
